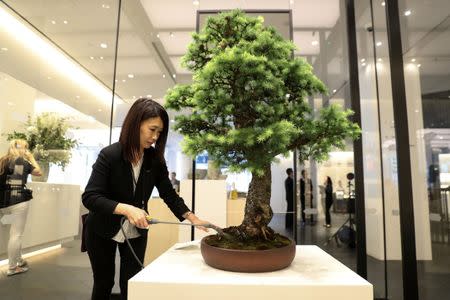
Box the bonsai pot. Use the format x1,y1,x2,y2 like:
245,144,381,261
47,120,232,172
200,235,296,272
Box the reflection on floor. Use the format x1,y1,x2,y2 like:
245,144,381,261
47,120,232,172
0,212,448,299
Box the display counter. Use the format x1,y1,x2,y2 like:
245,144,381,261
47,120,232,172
130,242,373,300
0,182,81,258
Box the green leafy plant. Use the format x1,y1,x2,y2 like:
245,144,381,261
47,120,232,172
6,112,77,169
166,10,360,245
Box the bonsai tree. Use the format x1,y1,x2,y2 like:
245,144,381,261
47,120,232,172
166,10,360,246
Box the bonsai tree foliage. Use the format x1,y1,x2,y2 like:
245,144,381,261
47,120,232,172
166,10,360,245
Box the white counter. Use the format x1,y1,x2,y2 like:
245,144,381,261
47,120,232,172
0,182,81,257
129,242,373,300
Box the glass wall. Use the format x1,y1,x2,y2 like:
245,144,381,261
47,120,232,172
398,0,450,298
0,0,119,264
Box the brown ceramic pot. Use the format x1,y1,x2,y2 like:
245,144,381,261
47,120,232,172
200,236,296,272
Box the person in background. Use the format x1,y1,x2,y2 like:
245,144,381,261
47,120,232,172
300,170,313,225
0,139,42,276
170,171,180,193
284,168,294,230
82,98,211,300
324,176,333,228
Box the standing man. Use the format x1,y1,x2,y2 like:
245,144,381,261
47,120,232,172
284,168,294,230
170,171,180,193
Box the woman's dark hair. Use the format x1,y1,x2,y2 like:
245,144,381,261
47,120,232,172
326,176,333,186
119,98,169,163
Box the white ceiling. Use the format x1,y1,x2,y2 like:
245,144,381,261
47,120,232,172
0,0,449,129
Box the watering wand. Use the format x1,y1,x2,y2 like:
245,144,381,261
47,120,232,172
145,216,232,239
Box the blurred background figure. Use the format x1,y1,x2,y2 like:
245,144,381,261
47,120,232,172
324,176,333,228
0,139,42,276
284,168,294,231
170,171,180,193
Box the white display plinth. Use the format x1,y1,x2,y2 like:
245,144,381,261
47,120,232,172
129,242,373,300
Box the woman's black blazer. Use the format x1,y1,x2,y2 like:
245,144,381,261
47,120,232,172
82,142,190,238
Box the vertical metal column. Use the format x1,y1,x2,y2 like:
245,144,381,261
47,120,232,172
344,0,367,279
191,159,196,241
385,1,419,298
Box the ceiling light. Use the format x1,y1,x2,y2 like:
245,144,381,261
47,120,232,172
172,74,176,78
361,58,365,62
89,56,94,60
417,64,421,68
102,4,110,9
193,0,200,6
100,43,108,48
0,6,122,105
290,0,294,4
404,10,411,16
332,89,337,93
47,76,52,79
311,40,318,46
122,79,126,82
0,47,7,51
376,41,382,47
381,1,385,6
128,74,134,78
361,62,366,66
99,56,104,60
63,20,68,24
76,95,80,99
411,58,416,62
156,33,160,38
51,20,56,24
414,110,419,113
162,74,166,78
147,94,152,98
7,101,14,106
377,58,382,62
170,32,174,38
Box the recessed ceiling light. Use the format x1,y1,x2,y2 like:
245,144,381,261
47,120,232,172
417,64,421,68
100,43,107,48
162,74,166,78
332,89,337,93
381,1,385,6
290,0,294,4
98,108,102,112
193,0,200,6
156,33,160,38
147,94,152,98
377,58,382,62
76,95,80,99
311,40,318,46
411,58,416,62
172,74,176,78
122,79,126,82
102,4,110,9
63,20,68,24
128,74,134,78
360,58,365,62
404,10,411,16
0,47,7,51
170,32,174,38
361,62,366,66
376,41,382,46
99,56,104,60
51,20,56,25
7,101,14,106
115,79,118,82
89,56,94,60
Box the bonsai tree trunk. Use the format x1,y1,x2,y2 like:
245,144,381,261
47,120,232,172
225,164,276,241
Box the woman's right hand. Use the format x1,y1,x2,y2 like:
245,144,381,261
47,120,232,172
115,203,149,229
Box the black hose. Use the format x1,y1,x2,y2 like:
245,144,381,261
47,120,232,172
120,216,145,269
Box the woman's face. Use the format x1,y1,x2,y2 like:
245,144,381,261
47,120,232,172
139,117,164,150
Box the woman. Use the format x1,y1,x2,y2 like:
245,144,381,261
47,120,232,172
0,139,42,276
82,98,209,300
324,176,333,228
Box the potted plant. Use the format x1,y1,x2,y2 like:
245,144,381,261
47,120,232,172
165,10,360,272
6,112,77,182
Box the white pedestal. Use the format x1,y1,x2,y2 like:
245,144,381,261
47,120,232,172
129,242,373,300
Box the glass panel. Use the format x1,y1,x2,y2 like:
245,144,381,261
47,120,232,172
0,0,117,268
399,0,450,298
